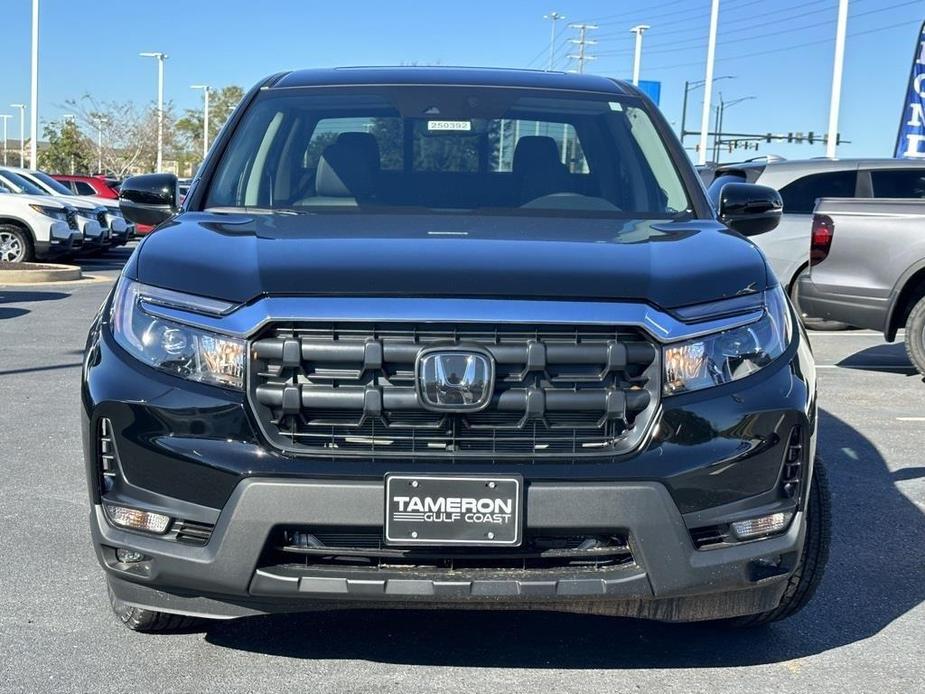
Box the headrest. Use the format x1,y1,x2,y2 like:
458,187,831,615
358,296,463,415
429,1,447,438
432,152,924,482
512,136,564,173
336,132,380,171
315,136,377,198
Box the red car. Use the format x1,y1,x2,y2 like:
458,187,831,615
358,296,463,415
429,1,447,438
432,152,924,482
52,174,155,234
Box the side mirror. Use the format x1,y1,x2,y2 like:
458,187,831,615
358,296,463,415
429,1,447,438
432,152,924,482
717,182,782,237
119,173,179,227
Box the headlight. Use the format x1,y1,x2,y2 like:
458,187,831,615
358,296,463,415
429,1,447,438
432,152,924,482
107,207,124,218
29,204,66,220
76,208,97,219
663,285,792,395
110,278,245,389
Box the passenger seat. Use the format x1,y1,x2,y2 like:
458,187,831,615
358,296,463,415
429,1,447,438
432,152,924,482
305,132,381,205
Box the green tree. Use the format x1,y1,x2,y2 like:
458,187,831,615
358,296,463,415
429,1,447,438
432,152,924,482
175,85,245,161
38,119,92,174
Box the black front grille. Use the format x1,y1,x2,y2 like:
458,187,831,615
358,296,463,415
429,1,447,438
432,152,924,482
270,527,635,571
66,210,79,230
96,210,108,228
249,323,659,460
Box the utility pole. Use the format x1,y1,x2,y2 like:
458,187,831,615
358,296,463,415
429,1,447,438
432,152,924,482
0,114,10,166
544,12,566,71
698,0,720,165
29,0,39,168
629,25,650,86
826,0,849,158
11,104,25,167
140,51,167,171
190,84,210,161
567,23,598,74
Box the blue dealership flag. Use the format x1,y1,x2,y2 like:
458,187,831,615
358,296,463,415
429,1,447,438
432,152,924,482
895,21,925,158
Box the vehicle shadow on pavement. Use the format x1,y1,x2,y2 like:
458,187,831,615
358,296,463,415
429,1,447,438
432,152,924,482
0,290,70,320
837,342,919,376
203,408,924,668
73,245,135,273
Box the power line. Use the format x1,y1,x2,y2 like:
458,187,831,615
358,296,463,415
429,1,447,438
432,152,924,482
595,0,916,59
642,17,916,72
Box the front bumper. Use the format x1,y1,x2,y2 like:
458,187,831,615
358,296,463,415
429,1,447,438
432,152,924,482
98,480,804,622
83,308,816,621
797,273,888,333
32,219,78,259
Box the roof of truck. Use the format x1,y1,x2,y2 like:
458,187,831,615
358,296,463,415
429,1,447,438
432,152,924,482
269,66,631,95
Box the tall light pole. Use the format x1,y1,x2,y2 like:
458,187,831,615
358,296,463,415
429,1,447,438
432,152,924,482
544,12,566,71
29,0,39,168
630,25,650,86
11,104,25,167
93,114,109,173
698,0,721,165
826,0,849,158
140,51,167,171
190,84,210,161
0,114,10,165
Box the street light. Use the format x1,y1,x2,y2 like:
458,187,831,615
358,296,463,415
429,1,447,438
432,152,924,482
544,12,566,71
713,94,757,161
10,104,25,167
0,114,10,166
629,25,650,86
680,75,734,143
826,0,849,158
29,0,39,169
698,0,721,165
93,114,110,174
190,84,210,161
140,51,167,172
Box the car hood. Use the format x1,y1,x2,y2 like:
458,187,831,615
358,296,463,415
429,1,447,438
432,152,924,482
46,195,99,211
4,193,71,208
132,212,770,310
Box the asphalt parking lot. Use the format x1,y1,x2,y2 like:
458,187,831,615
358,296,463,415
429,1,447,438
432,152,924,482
1,247,923,693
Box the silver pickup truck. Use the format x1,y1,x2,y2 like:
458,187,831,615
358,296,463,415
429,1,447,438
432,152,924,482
798,197,925,373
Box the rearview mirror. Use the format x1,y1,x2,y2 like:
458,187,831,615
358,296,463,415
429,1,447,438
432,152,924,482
716,182,782,237
119,173,179,227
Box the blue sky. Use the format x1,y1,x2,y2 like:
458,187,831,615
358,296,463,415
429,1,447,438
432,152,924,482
0,0,922,161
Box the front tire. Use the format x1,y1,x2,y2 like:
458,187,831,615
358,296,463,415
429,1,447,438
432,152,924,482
108,585,203,633
0,225,34,263
790,267,850,331
903,294,925,375
722,456,831,627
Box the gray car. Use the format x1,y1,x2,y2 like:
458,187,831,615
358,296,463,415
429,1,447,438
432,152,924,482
713,157,925,329
799,194,925,374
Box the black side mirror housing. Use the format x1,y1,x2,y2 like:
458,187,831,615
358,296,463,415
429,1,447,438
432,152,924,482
119,173,179,227
716,182,782,237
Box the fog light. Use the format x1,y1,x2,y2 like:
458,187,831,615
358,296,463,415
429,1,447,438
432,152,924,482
116,548,145,563
731,511,793,541
104,504,171,534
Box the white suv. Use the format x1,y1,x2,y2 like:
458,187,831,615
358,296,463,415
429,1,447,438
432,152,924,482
0,185,81,263
0,168,108,253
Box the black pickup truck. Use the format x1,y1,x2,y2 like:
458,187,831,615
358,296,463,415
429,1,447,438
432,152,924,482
82,67,828,632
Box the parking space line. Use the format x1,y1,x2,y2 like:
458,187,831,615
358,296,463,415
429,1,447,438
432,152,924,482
896,417,925,422
816,365,917,371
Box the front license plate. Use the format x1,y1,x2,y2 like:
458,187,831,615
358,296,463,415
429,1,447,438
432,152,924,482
384,474,523,546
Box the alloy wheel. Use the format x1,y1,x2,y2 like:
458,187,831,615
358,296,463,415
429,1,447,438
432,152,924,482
0,231,25,263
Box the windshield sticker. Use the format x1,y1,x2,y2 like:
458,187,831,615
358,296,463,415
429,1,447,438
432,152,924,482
427,120,472,132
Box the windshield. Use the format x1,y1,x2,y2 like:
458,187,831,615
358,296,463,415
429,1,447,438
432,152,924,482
0,170,48,196
205,87,690,218
31,170,75,195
